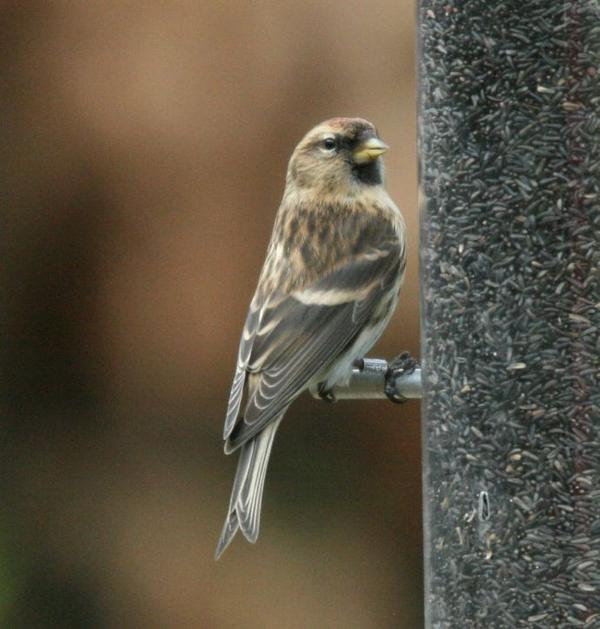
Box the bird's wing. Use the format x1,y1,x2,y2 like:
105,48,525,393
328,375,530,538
224,234,404,452
223,293,265,439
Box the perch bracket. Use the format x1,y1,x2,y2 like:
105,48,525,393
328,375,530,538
310,355,422,402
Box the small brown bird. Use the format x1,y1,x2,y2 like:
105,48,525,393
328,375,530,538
216,118,406,558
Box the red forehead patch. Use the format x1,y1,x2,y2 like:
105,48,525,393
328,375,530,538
326,117,374,131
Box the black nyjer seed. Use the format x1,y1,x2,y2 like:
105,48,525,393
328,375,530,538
419,0,600,626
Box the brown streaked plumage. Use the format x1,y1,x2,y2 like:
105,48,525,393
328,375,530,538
215,118,406,559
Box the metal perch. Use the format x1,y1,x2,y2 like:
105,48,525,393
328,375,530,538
309,357,422,401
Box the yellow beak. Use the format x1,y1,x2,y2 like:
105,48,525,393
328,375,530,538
352,137,389,164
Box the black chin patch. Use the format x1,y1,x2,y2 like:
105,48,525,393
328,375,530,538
352,160,382,186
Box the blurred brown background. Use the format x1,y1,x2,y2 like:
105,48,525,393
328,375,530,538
1,2,420,628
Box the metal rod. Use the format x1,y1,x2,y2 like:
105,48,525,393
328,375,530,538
309,358,422,401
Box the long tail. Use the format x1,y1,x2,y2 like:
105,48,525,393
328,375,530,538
215,416,282,559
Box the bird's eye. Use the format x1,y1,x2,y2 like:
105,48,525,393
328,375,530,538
322,137,337,151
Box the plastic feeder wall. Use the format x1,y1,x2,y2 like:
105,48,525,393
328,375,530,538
419,1,600,626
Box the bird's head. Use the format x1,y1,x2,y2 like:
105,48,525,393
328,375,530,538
286,117,388,197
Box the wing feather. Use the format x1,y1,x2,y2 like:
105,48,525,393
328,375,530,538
225,245,402,451
223,296,266,439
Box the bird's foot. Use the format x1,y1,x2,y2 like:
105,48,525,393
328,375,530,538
385,352,417,404
317,382,337,403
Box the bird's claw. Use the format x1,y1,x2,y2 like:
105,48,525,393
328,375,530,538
317,382,337,403
352,358,365,371
385,351,417,404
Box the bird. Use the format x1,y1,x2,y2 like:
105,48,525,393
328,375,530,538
215,117,407,559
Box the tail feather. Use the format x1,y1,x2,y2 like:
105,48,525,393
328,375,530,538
215,416,282,559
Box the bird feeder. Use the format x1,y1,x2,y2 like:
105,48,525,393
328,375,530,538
419,0,600,626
